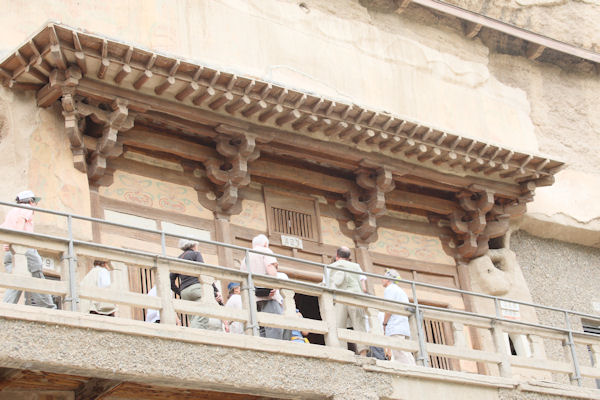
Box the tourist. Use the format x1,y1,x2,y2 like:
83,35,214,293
79,259,117,316
145,286,181,325
2,190,56,308
326,246,368,356
240,234,283,339
381,269,416,365
289,309,309,343
170,238,219,330
225,282,244,334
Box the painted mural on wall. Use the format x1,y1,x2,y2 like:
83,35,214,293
100,171,212,219
321,217,355,248
27,107,91,237
369,227,454,265
230,200,267,231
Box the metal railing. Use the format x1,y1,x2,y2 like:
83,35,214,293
0,200,599,388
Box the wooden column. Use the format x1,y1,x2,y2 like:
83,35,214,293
456,261,489,375
214,215,234,269
355,244,375,293
89,186,103,243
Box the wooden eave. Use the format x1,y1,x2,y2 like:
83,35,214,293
0,23,564,195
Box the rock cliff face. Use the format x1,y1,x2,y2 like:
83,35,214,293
0,0,598,246
443,0,600,51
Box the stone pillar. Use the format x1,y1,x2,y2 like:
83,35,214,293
319,291,342,348
10,245,29,277
155,260,176,325
281,288,297,317
199,274,222,331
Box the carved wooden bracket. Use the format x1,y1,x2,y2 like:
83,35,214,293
345,166,395,243
37,66,82,108
61,95,135,183
443,184,531,261
203,125,260,214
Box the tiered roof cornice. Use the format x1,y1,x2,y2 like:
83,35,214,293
0,23,564,191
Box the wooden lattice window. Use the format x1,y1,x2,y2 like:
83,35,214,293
272,207,315,238
264,187,321,242
423,318,453,370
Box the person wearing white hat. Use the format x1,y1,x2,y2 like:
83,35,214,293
381,268,415,365
1,190,56,308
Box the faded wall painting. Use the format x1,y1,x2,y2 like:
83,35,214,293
321,217,355,248
369,227,454,265
100,171,212,219
230,200,267,231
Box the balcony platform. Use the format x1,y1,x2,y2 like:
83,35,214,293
1,304,598,400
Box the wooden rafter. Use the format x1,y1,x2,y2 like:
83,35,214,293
74,378,122,400
0,23,564,192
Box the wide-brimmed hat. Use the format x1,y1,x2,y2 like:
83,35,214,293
16,190,41,203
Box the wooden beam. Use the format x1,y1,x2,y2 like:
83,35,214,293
74,378,122,400
410,0,600,64
463,21,482,39
74,78,525,198
526,43,545,60
387,190,458,215
0,367,22,391
118,127,218,162
114,47,133,84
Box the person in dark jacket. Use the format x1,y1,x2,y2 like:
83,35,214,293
170,239,213,329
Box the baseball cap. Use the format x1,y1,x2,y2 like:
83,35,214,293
16,190,41,203
228,282,240,292
384,268,400,280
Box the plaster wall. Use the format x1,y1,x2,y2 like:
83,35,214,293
0,87,91,240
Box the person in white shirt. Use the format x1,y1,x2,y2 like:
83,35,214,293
79,260,117,316
145,286,181,325
382,268,416,365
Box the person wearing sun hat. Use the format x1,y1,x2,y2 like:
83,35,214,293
1,190,56,308
381,268,415,365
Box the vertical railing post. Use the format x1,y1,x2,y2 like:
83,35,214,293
494,297,501,319
411,281,429,367
452,321,466,348
66,214,78,312
245,249,259,337
323,263,330,288
160,230,166,256
154,257,176,325
319,289,341,348
492,298,512,378
564,311,583,386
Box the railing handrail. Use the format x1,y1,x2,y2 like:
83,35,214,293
1,201,600,387
1,225,599,333
0,199,598,323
